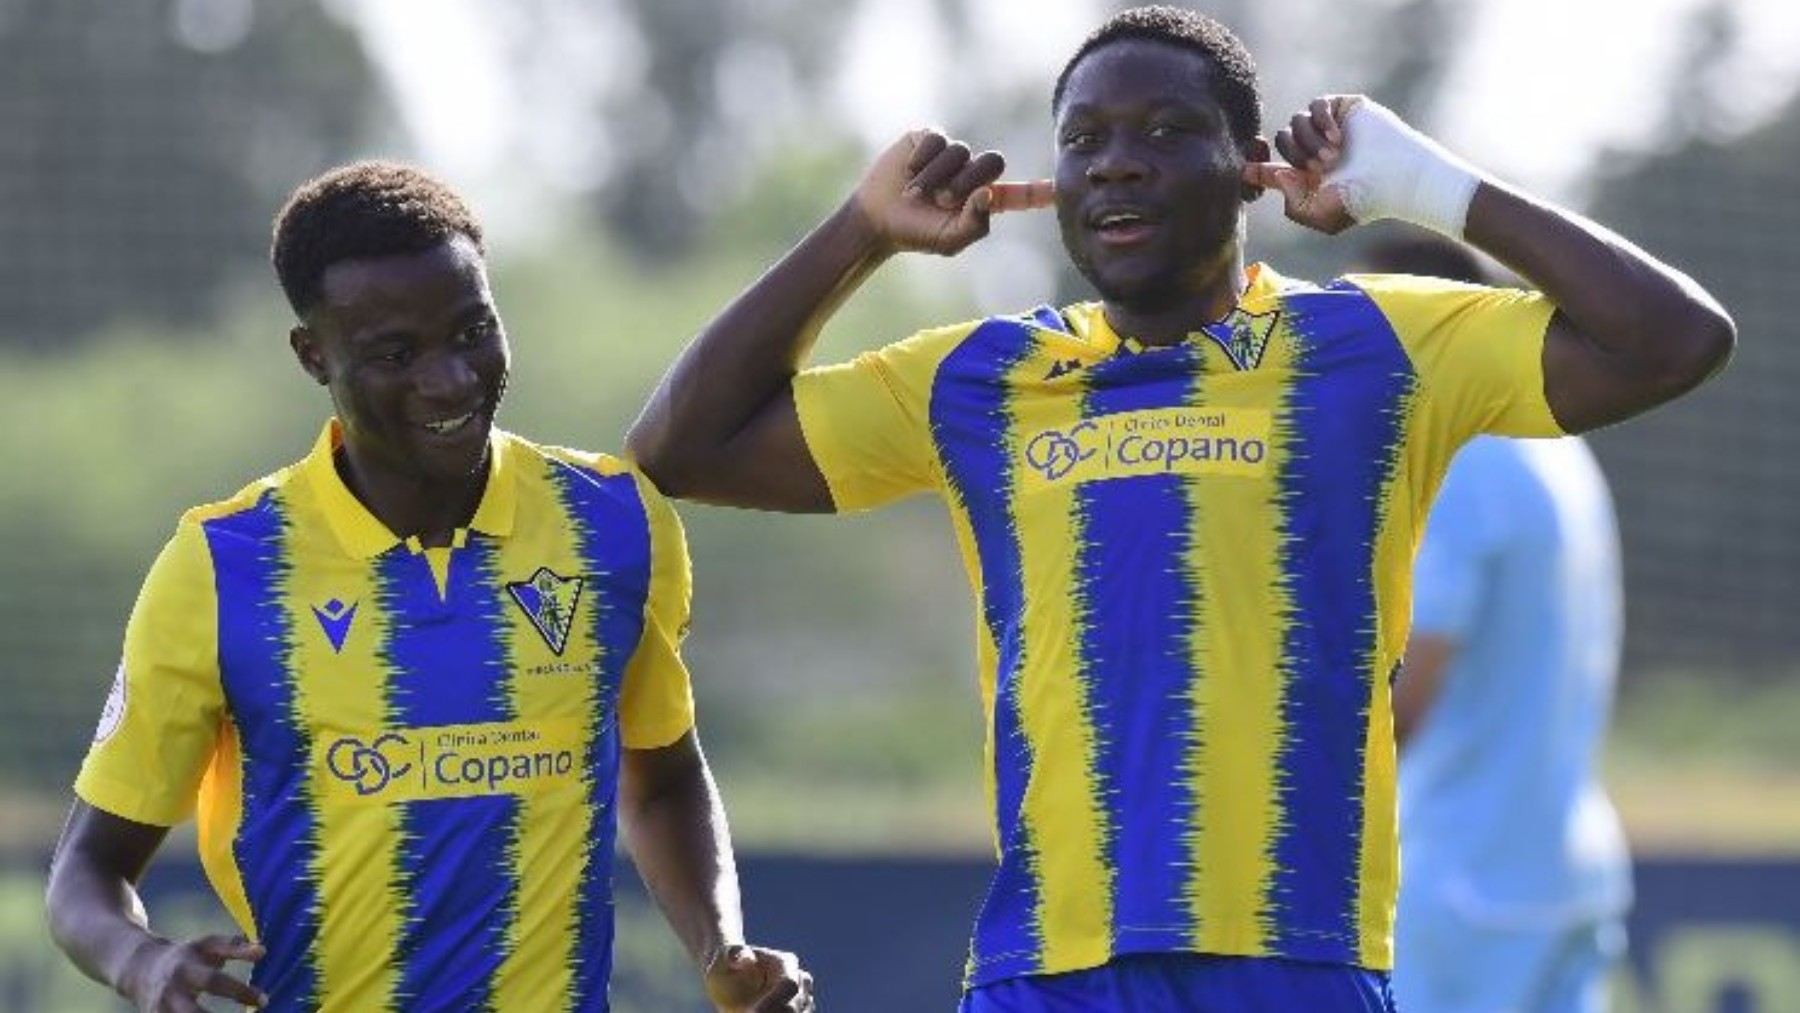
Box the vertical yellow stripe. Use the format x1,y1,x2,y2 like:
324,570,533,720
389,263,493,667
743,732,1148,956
943,502,1002,849
1355,441,1419,968
1010,366,1113,969
491,456,588,1010
1186,374,1287,955
289,521,402,1008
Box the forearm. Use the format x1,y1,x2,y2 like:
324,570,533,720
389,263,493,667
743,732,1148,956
46,858,163,997
626,198,891,494
621,749,745,967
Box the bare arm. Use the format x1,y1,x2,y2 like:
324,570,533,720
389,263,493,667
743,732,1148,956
1248,96,1736,432
625,130,1051,510
1466,182,1733,432
620,730,811,1012
1393,634,1457,750
45,801,265,1011
619,730,743,968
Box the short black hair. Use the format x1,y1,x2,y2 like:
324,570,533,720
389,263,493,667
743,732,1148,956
271,160,484,319
1052,5,1262,146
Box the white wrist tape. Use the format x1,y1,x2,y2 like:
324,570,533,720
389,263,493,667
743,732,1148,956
1327,99,1483,238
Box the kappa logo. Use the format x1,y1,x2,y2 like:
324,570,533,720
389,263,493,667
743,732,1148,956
507,567,585,655
311,598,358,653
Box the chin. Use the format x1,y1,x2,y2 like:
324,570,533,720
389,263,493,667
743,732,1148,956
416,439,491,486
1087,268,1182,309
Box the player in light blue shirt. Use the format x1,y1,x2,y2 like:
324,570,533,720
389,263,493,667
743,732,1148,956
1395,432,1632,1013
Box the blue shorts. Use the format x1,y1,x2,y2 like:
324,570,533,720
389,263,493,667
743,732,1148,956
958,953,1396,1013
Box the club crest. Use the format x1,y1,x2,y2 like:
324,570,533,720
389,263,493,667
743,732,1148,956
507,567,585,655
1204,308,1281,371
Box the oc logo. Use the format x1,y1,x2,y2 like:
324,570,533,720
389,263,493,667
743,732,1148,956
326,733,414,796
1024,422,1098,482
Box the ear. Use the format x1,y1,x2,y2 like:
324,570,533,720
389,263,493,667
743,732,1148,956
1241,136,1272,202
290,325,329,385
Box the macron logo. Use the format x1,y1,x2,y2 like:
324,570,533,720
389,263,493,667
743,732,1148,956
312,598,358,653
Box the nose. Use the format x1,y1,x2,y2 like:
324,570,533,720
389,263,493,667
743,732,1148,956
414,346,479,399
1085,136,1149,185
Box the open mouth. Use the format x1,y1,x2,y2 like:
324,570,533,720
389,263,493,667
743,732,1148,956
422,409,479,435
1090,207,1157,243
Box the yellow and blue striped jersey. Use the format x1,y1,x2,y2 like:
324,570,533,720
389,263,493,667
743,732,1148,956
792,265,1561,984
75,420,695,1012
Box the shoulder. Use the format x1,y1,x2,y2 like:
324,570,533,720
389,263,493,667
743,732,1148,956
506,432,674,526
876,307,1063,359
1335,272,1549,328
521,434,633,481
178,457,303,526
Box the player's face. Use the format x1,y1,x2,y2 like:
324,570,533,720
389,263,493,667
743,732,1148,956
1054,39,1254,312
294,235,510,497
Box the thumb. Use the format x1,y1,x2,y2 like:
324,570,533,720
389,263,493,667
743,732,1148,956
710,943,759,977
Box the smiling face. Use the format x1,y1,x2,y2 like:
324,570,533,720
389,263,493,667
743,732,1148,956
1054,38,1261,325
291,235,510,519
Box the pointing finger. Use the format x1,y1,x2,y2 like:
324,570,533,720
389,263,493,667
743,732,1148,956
981,179,1055,213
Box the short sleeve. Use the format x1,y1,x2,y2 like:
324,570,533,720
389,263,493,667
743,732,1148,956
617,472,697,749
1350,274,1563,442
74,520,225,827
792,323,971,512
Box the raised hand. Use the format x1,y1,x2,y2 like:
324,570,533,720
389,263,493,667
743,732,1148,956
123,933,266,1012
1245,94,1484,238
1243,96,1359,234
850,128,1053,257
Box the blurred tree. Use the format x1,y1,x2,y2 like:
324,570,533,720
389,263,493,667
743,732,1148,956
1584,60,1800,677
497,0,859,263
0,0,388,350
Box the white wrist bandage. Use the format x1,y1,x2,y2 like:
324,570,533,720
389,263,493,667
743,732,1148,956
1327,99,1483,238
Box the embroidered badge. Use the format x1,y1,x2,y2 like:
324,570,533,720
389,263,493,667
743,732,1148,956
507,567,585,655
1204,308,1281,371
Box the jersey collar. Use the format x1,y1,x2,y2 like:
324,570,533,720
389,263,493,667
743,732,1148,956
1060,262,1288,352
300,418,519,559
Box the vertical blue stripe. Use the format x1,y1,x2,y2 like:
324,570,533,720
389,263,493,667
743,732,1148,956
930,318,1043,976
1078,349,1204,946
549,463,650,1010
386,540,516,1010
206,491,319,1012
1266,290,1413,952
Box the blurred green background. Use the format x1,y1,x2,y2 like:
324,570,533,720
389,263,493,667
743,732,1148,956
1,0,1797,1009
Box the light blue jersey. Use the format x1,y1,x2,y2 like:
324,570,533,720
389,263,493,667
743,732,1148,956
1396,435,1630,1012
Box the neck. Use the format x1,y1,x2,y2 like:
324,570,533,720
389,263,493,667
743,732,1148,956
335,448,487,549
1103,258,1250,347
